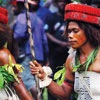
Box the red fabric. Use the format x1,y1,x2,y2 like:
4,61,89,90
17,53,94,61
0,7,8,16
0,7,8,24
64,3,100,25
63,81,73,87
10,1,17,6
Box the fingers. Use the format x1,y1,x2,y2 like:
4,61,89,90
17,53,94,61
33,60,40,66
30,68,39,74
29,61,39,74
29,61,35,67
29,60,42,68
29,60,45,80
37,73,45,80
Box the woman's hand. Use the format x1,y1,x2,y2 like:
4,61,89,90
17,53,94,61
30,60,46,80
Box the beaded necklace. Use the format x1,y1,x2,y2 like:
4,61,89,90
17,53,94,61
73,47,99,72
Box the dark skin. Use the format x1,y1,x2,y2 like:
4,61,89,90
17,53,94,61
0,47,34,100
30,21,100,99
46,0,69,47
30,56,74,100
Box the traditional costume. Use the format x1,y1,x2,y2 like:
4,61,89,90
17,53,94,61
65,4,100,100
0,7,24,100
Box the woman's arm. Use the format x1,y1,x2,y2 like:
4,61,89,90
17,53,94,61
0,48,34,100
30,56,74,100
13,77,33,100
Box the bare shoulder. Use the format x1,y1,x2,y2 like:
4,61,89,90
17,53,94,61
96,49,100,59
0,47,11,58
89,49,100,72
64,54,75,81
65,53,75,71
0,47,16,65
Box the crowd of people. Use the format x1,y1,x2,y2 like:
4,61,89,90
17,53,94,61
0,0,100,100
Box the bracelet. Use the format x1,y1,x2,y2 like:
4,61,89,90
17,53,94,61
39,66,52,88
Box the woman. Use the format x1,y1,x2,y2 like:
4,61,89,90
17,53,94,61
30,3,100,100
0,6,33,100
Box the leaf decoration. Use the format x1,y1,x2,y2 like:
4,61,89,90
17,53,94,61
54,69,63,80
0,73,4,88
9,55,13,67
54,64,66,85
0,55,24,89
73,47,99,72
0,0,3,4
14,64,24,73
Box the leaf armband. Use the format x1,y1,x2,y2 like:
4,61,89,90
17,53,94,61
0,56,24,89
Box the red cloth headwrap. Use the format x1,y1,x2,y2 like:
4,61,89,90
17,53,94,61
0,7,8,24
65,3,100,25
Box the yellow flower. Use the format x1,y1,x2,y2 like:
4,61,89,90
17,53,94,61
14,64,24,72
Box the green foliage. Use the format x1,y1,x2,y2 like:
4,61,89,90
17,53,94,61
0,73,4,88
0,0,3,4
54,64,66,85
72,0,80,2
0,0,7,7
43,0,47,2
0,56,24,89
54,64,78,100
4,42,7,48
43,88,48,100
73,47,99,72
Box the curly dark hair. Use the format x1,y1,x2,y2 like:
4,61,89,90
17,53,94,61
0,23,19,61
64,20,100,48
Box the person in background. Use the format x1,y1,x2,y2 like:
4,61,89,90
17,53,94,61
0,6,34,100
44,0,71,99
30,3,100,100
44,0,71,77
12,0,49,99
32,0,52,23
10,0,52,23
90,0,100,8
80,0,91,5
43,0,58,13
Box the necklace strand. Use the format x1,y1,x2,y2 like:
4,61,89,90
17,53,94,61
73,47,99,72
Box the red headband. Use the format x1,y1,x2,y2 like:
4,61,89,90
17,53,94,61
65,3,100,25
0,7,8,24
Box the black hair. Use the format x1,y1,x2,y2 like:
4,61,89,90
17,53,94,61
64,20,100,48
0,23,19,61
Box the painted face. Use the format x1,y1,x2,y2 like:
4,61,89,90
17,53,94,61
68,22,87,48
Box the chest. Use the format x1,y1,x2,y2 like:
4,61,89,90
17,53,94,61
79,50,100,72
88,54,100,72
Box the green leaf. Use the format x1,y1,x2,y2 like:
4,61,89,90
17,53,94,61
73,47,99,72
0,73,4,88
9,55,12,67
0,67,5,72
0,55,24,88
54,69,63,80
43,88,48,100
57,68,66,85
6,75,14,82
4,42,7,48
0,0,3,4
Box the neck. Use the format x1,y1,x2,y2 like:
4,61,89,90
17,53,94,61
79,42,94,57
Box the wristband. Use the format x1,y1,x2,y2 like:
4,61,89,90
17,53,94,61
39,66,52,88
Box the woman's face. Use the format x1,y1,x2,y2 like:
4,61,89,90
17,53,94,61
68,22,87,49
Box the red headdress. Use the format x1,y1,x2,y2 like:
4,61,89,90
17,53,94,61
65,3,100,25
0,7,8,24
